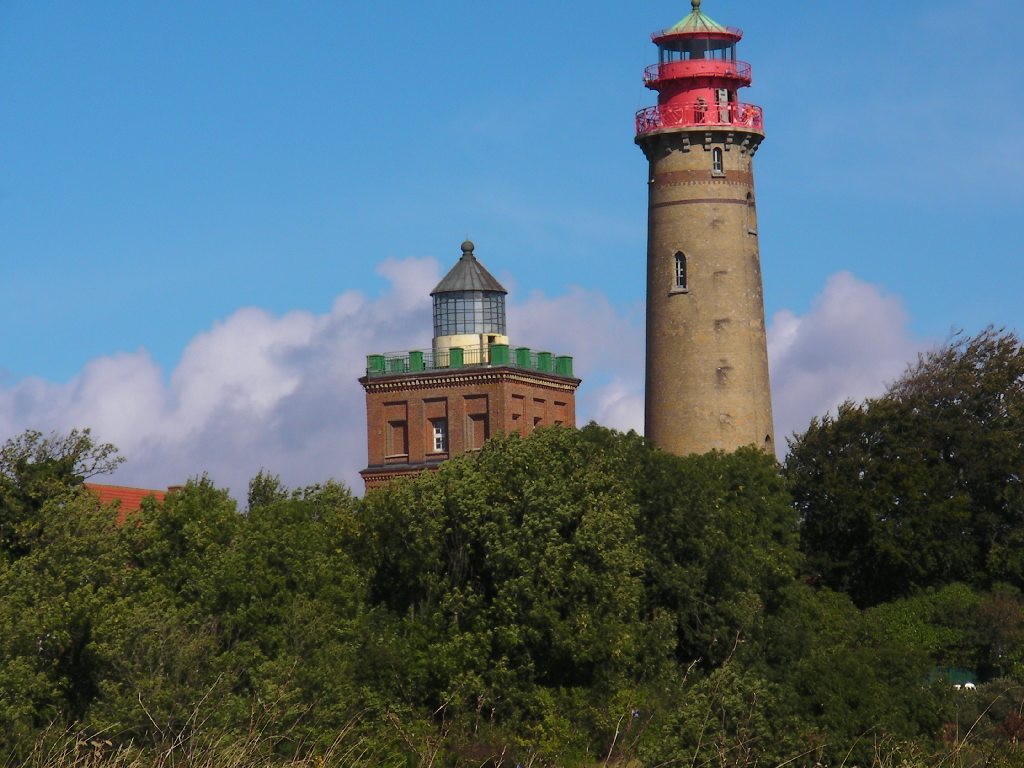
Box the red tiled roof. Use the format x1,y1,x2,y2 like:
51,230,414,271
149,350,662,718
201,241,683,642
85,483,167,524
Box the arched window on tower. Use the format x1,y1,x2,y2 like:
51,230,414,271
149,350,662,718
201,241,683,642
674,252,688,291
712,148,724,175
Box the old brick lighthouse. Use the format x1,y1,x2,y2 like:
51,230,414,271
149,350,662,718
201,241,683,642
359,241,581,489
636,0,774,455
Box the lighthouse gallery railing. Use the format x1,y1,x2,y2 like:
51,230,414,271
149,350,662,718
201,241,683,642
636,102,763,135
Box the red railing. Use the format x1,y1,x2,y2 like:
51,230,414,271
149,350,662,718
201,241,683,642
644,59,752,85
635,102,764,136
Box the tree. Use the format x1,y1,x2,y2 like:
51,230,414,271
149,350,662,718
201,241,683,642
359,426,649,722
626,443,800,668
0,429,122,561
211,479,366,748
357,425,806,763
84,475,368,752
788,328,1024,605
0,488,130,751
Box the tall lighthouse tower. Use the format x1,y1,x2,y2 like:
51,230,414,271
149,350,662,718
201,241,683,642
636,0,774,455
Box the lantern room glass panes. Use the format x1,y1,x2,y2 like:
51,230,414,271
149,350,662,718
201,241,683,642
659,40,735,63
433,291,506,337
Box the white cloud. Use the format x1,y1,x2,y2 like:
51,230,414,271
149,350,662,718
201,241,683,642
0,258,439,500
767,271,927,449
0,266,924,499
0,260,643,499
588,377,644,434
510,286,645,434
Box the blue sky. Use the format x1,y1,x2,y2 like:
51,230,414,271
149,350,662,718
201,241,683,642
1,0,1020,495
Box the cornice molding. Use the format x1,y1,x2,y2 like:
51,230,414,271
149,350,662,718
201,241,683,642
637,128,764,160
360,367,581,395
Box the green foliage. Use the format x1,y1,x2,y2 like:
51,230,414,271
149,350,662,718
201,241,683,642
126,475,241,613
0,489,128,750
857,583,1024,681
624,442,800,667
360,427,650,727
862,585,978,670
785,606,949,762
357,426,806,763
943,679,1024,767
0,428,122,561
91,477,366,751
3,417,1024,765
789,328,1024,606
212,480,366,747
637,663,806,768
755,584,957,765
247,470,289,510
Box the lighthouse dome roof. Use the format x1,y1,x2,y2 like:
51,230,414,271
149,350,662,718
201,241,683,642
655,1,741,41
430,240,507,295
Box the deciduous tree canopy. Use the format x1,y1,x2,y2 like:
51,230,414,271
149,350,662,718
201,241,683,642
0,428,121,561
788,327,1024,606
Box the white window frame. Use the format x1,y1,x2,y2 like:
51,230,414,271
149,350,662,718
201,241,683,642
712,147,724,175
431,419,448,453
674,252,688,291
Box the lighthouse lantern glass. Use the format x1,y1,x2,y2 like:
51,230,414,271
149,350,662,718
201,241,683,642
659,39,735,63
433,291,507,337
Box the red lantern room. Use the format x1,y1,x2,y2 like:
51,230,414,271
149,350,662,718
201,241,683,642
636,0,764,136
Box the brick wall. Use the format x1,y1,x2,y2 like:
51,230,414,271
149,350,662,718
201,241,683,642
360,367,579,490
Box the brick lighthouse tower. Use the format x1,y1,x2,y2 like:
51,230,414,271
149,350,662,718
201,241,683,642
636,0,774,455
359,241,581,489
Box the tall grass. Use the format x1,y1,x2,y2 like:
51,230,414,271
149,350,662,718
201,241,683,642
8,722,393,768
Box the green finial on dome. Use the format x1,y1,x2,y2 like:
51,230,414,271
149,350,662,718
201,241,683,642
692,0,701,10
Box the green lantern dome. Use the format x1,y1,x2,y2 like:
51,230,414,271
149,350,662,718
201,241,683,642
654,1,742,42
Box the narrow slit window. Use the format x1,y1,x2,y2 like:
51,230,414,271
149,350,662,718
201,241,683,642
674,252,688,290
712,148,724,174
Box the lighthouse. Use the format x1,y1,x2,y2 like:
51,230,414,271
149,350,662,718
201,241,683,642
636,0,774,455
359,241,581,489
